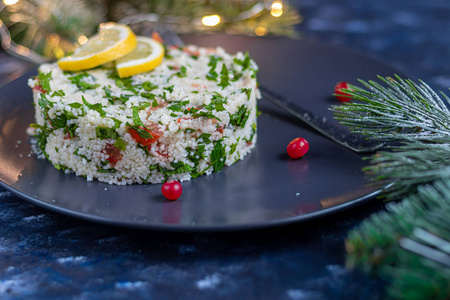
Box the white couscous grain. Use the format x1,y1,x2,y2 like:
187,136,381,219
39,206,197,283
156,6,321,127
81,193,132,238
28,45,260,185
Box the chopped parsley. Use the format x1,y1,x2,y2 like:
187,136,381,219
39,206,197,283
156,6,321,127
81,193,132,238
244,122,257,143
165,161,194,177
192,111,222,122
187,144,207,178
97,165,116,173
68,102,83,109
139,93,159,108
151,162,194,181
218,64,230,89
164,85,174,93
132,106,144,126
175,66,187,78
208,55,223,67
229,137,240,155
37,93,53,122
203,93,226,111
206,55,222,81
30,123,51,159
198,133,212,144
168,100,190,112
241,88,252,100
103,87,132,104
64,123,78,139
142,81,158,91
107,71,134,89
68,72,100,91
210,139,226,173
127,108,153,139
137,102,153,110
82,96,107,117
114,137,127,151
111,117,122,129
51,110,77,130
229,105,250,127
141,92,156,100
233,52,251,70
74,148,90,161
230,70,243,82
37,71,52,93
51,90,65,97
95,126,119,139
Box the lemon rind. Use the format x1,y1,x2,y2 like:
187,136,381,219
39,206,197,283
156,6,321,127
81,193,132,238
116,37,165,78
58,24,137,71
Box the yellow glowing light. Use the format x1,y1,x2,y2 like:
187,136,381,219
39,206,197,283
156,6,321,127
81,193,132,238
270,1,283,17
3,0,19,5
78,35,88,45
202,15,221,27
255,26,268,36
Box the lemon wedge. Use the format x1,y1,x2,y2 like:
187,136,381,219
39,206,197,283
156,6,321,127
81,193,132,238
58,22,137,71
115,36,165,78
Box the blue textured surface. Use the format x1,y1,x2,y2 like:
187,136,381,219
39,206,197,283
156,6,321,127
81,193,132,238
1,0,450,298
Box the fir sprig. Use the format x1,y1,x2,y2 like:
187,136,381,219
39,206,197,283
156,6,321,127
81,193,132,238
363,139,450,199
331,75,450,141
332,75,450,199
346,179,450,300
333,75,450,299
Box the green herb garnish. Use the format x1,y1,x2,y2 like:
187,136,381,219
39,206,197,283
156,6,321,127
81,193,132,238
68,72,100,91
95,126,119,139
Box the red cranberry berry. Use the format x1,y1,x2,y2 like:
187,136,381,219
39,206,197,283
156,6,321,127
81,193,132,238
287,137,309,159
334,81,352,102
161,180,182,200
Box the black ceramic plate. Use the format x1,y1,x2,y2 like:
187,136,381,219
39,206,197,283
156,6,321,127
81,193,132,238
0,35,397,231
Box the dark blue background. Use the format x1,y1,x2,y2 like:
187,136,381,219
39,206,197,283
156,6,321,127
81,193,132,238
1,1,449,299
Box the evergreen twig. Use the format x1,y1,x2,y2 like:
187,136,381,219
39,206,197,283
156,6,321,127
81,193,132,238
331,75,450,199
346,179,450,300
333,76,450,299
331,75,450,141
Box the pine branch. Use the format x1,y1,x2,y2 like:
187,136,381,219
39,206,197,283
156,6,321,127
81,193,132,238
331,76,450,199
335,76,450,298
331,75,450,141
346,179,450,300
364,139,450,199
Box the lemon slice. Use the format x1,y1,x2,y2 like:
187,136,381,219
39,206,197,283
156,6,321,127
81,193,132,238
115,36,165,78
58,22,137,71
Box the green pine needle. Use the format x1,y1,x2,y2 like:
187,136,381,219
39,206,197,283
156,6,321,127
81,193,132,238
335,75,450,299
364,139,450,199
346,179,450,300
331,75,450,141
331,75,450,199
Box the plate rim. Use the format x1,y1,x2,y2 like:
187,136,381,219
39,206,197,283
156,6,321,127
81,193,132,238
0,178,383,232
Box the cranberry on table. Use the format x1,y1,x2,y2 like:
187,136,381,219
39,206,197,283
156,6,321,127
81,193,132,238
161,180,183,200
287,137,309,159
334,81,352,102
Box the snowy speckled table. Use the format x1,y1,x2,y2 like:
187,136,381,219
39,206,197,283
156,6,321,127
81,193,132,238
2,0,450,299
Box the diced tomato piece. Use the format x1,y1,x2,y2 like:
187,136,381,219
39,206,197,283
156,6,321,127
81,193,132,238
128,126,162,146
183,47,199,57
103,144,123,166
33,85,46,93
